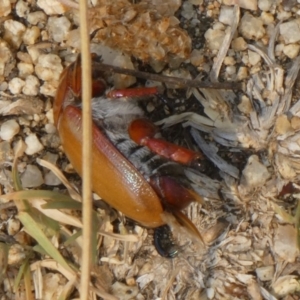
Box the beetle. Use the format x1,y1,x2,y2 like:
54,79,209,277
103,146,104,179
54,56,205,252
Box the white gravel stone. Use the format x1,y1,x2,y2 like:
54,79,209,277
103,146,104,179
8,78,25,94
260,12,274,24
236,67,249,81
46,109,54,124
22,75,40,96
27,45,41,64
256,266,274,282
44,123,56,134
47,16,71,43
258,0,273,11
7,218,21,236
222,0,257,10
280,20,300,44
219,6,234,25
277,10,292,21
15,0,29,18
204,28,225,51
17,62,34,78
181,1,196,20
274,225,299,263
3,19,26,48
35,54,63,82
239,13,265,40
223,56,236,66
283,44,300,59
248,50,261,65
190,49,205,66
37,0,66,15
44,171,61,186
0,82,8,91
27,11,47,25
25,134,44,155
0,40,13,77
0,0,11,17
0,120,20,141
21,164,44,188
238,95,252,114
241,155,270,188
22,26,40,45
225,65,236,76
40,82,57,97
231,37,247,51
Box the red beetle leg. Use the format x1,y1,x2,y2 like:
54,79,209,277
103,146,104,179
150,175,204,243
129,118,203,165
106,86,160,98
149,175,204,211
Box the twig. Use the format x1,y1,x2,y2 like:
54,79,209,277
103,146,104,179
93,62,242,90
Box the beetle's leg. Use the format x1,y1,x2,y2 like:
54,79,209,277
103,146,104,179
149,175,204,210
129,118,203,166
106,86,160,98
53,56,107,125
149,175,204,244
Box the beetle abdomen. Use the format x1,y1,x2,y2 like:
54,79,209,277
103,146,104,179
91,97,180,180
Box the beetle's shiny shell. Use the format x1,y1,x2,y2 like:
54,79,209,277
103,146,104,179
58,105,165,227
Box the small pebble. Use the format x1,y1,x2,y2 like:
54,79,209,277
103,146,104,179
7,219,21,236
47,16,71,43
241,155,270,188
44,171,61,186
231,37,247,51
180,2,196,20
236,67,249,81
40,81,57,97
44,123,56,134
238,95,252,114
223,56,236,66
22,26,40,45
35,54,63,82
219,6,234,25
15,0,29,18
291,116,300,130
17,62,34,78
190,49,205,66
0,119,20,141
261,12,274,24
248,50,261,66
225,65,236,76
0,0,11,17
283,43,300,59
280,20,300,43
204,28,225,50
258,0,273,11
275,114,292,135
27,11,47,25
37,0,66,15
25,134,44,155
239,13,265,40
3,19,26,48
8,78,25,94
222,0,257,11
22,75,40,96
21,164,44,187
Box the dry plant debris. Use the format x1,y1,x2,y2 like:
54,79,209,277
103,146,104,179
1,0,300,299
